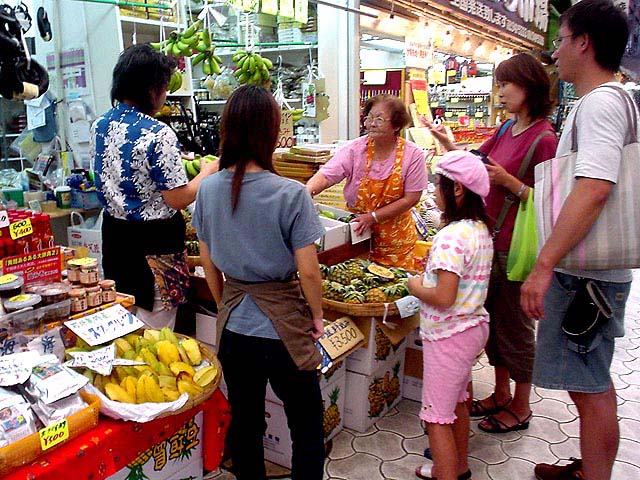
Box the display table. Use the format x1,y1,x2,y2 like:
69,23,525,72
5,390,230,480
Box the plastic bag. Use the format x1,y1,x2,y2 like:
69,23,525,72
208,67,237,100
506,191,538,282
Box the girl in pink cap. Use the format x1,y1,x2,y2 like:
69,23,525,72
408,150,494,480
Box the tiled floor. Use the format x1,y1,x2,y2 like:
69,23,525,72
208,271,640,479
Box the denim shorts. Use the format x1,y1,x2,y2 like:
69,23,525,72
532,272,630,393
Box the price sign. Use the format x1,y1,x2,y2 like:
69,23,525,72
0,210,8,229
39,419,69,451
449,97,459,103
474,97,484,103
318,317,364,360
9,217,33,240
67,343,116,376
276,110,295,148
65,304,145,347
280,0,294,17
0,351,40,386
294,0,308,23
2,247,62,285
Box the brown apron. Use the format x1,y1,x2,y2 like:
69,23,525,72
352,136,417,268
216,276,321,371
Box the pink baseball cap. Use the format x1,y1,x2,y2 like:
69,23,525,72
435,150,490,203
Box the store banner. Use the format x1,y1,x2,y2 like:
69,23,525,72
261,0,278,15
430,0,548,47
405,35,429,70
280,0,295,18
294,0,308,23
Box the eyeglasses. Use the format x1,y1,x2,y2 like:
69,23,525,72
552,34,575,49
363,115,389,126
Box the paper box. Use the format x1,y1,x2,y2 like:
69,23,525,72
195,306,217,351
344,348,406,432
266,359,346,405
402,347,423,402
406,327,423,350
107,411,204,480
316,216,349,251
263,371,346,469
318,204,371,244
402,375,423,402
346,315,417,376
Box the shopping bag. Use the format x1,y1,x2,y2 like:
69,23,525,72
67,210,104,274
506,191,537,282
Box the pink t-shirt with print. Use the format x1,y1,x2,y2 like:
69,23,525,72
318,135,428,208
419,220,494,342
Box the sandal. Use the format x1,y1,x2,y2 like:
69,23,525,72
478,408,532,433
415,462,472,480
469,393,512,418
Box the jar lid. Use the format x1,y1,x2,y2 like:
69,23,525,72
68,288,87,297
86,286,101,293
69,257,98,268
99,279,116,289
0,274,24,291
4,293,42,311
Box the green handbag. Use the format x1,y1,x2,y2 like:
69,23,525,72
506,190,537,282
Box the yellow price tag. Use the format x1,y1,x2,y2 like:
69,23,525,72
449,98,459,103
318,318,364,360
444,112,453,118
39,419,69,451
446,69,457,76
9,218,33,240
475,112,484,118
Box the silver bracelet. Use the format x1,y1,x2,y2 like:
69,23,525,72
371,211,379,223
516,183,528,198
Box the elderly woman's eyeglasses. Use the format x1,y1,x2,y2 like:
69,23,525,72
363,115,389,126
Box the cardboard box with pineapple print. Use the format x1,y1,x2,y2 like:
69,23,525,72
346,318,410,376
263,371,346,469
343,345,406,432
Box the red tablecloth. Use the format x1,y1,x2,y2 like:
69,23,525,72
5,390,230,480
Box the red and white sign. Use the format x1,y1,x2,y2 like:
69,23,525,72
405,35,430,70
2,247,62,285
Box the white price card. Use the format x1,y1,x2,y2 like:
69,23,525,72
67,343,116,376
394,295,421,318
65,304,145,347
0,351,41,386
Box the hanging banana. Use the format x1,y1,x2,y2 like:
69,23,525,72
231,50,273,86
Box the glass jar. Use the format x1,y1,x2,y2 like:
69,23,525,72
66,259,83,283
79,259,99,286
86,286,102,308
69,288,88,314
99,279,117,303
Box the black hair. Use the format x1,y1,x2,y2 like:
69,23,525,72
363,94,411,134
219,84,280,212
560,0,629,72
438,175,490,229
110,44,177,114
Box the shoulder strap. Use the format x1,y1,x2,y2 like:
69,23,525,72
497,119,514,139
493,128,555,237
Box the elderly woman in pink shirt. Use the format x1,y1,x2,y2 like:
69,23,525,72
306,95,428,268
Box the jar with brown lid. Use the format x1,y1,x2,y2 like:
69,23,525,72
79,259,99,286
86,286,102,308
99,279,117,303
66,260,83,283
69,288,88,313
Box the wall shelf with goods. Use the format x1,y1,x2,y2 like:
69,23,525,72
0,98,28,169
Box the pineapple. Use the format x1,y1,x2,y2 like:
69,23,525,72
322,279,332,297
327,263,351,285
320,264,330,279
382,283,404,301
386,361,402,407
395,278,410,297
349,278,366,292
325,282,347,301
362,273,381,288
365,287,387,303
323,387,342,436
374,325,391,360
390,267,409,281
343,288,365,304
368,377,386,418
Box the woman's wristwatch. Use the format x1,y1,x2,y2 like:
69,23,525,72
371,211,379,223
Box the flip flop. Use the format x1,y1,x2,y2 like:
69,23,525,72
415,462,472,480
478,408,532,433
469,393,512,418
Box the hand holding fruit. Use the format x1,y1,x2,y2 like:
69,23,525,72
199,158,220,176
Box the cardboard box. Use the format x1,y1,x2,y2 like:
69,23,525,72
263,371,346,469
107,412,204,480
195,307,217,350
406,327,423,350
266,359,345,405
402,375,423,402
404,347,423,378
345,316,417,376
344,347,405,432
317,204,371,244
316,216,349,251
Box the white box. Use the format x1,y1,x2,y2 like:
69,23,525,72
195,308,217,349
318,204,371,244
346,318,407,376
316,216,349,251
402,375,423,402
344,350,405,432
266,359,346,405
263,372,346,468
107,412,204,480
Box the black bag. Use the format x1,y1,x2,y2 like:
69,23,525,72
562,280,613,356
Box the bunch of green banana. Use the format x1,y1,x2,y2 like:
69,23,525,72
167,70,183,93
150,20,202,58
190,28,223,75
181,154,218,180
232,50,273,85
286,108,305,122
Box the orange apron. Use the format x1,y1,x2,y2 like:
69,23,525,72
353,137,417,268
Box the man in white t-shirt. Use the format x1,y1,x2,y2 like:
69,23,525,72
521,1,636,479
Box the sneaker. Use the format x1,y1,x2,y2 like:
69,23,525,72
534,458,584,480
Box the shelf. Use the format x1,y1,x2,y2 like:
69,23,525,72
198,98,301,106
167,92,193,97
216,44,318,56
119,16,179,29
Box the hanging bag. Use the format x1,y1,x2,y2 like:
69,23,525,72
506,190,537,281
535,85,640,270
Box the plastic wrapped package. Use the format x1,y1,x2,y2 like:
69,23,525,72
0,387,39,448
25,357,88,404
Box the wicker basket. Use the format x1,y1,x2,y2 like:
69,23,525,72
322,297,400,317
0,391,100,476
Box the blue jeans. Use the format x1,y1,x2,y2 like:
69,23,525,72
533,272,630,393
218,329,325,480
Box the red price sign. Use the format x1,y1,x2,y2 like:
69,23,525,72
2,247,62,285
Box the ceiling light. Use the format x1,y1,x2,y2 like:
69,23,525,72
442,30,453,47
462,37,471,53
474,41,485,57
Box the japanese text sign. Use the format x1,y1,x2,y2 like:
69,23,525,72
65,304,145,347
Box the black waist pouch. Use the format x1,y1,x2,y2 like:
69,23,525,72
562,280,613,356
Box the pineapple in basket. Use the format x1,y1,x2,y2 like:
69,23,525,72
365,287,387,303
324,282,347,302
343,287,365,305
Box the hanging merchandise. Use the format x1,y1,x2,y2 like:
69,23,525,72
36,7,52,42
230,12,274,85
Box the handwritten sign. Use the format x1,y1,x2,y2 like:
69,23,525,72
2,247,62,285
318,317,364,360
0,210,9,229
9,217,33,240
404,35,429,70
0,351,41,386
67,343,116,376
276,110,295,148
39,419,69,451
64,304,145,347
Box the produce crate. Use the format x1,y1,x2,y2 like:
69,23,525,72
70,190,102,210
0,392,100,476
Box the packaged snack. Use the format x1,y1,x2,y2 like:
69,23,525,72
0,274,24,299
4,294,41,312
0,387,39,447
25,357,88,404
27,391,87,425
